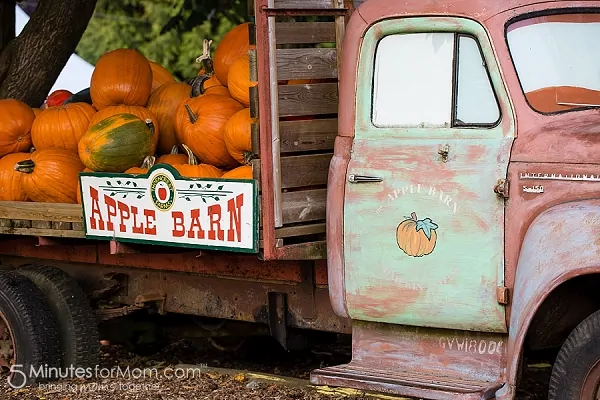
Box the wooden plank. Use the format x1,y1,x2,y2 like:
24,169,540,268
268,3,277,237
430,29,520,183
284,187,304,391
279,118,337,153
32,221,52,229
52,221,72,230
0,227,85,238
0,202,82,222
273,0,334,8
275,22,336,44
282,189,326,224
275,223,326,238
72,222,84,231
13,220,31,228
281,153,332,189
278,83,338,117
277,48,337,81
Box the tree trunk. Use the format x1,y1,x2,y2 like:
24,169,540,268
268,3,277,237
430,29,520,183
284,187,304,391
0,0,97,107
0,1,15,53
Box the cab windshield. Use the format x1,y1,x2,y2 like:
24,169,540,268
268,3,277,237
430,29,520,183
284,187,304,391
506,13,600,113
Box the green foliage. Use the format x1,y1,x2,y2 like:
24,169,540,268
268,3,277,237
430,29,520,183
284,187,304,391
76,0,249,81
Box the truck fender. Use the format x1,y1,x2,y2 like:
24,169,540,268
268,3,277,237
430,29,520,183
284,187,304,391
505,199,600,388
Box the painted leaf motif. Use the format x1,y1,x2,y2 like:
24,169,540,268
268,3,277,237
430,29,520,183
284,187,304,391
415,218,438,240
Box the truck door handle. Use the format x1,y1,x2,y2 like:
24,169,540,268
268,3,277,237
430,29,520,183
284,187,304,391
348,174,383,183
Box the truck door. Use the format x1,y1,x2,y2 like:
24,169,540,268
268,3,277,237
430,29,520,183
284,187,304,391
343,18,515,333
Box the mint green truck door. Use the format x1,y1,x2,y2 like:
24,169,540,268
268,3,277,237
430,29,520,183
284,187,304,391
343,18,515,333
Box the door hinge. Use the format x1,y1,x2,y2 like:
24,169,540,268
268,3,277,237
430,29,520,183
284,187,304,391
494,179,509,199
497,286,510,305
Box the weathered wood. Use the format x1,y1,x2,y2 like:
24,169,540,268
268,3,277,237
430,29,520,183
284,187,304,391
0,227,85,238
279,118,337,153
32,221,52,229
275,22,336,44
52,221,72,230
276,241,327,260
277,48,337,81
13,220,31,228
0,219,10,228
278,83,338,117
72,222,84,231
282,189,327,224
281,154,332,189
275,223,326,238
273,0,335,8
0,202,82,222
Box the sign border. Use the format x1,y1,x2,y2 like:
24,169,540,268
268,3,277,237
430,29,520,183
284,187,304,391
79,164,260,254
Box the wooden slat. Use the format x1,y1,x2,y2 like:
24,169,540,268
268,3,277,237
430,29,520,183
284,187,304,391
275,223,326,238
277,48,337,81
0,227,85,238
0,202,82,222
279,118,337,153
275,22,336,44
278,83,338,117
280,153,332,189
273,0,334,8
32,221,52,229
282,189,326,224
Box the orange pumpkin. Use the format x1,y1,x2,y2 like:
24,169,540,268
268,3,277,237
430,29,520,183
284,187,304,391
32,108,42,117
213,22,255,86
90,48,153,110
14,148,85,203
88,105,159,152
76,167,92,204
175,94,244,169
396,212,438,257
173,144,223,178
146,82,191,154
224,108,253,164
125,155,155,175
31,103,97,153
221,165,253,180
0,99,35,157
156,146,187,165
149,61,176,92
227,55,256,106
0,152,31,201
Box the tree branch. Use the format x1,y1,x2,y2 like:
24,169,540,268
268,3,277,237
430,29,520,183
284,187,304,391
0,0,98,107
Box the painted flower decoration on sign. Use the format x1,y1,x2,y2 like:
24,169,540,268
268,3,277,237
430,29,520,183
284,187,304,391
396,212,438,257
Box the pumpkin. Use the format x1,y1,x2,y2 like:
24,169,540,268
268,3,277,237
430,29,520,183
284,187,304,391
213,22,254,86
45,89,73,108
90,48,153,110
76,167,92,204
156,145,187,165
32,108,42,117
88,105,159,152
189,74,230,98
0,153,30,201
146,82,191,154
173,144,223,178
125,155,156,175
31,103,97,153
14,148,85,203
196,39,214,76
227,55,256,106
175,94,244,169
0,99,35,157
224,108,253,164
396,212,438,257
149,61,176,92
78,113,156,173
222,165,253,180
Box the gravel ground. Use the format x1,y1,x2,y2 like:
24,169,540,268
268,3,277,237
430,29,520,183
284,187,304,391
0,337,552,400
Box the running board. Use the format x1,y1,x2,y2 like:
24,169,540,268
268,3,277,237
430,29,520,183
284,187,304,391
310,320,507,400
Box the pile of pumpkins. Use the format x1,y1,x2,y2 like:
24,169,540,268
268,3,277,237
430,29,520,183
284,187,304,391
0,22,256,205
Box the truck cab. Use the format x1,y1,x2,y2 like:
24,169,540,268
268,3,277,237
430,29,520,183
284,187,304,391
314,0,600,398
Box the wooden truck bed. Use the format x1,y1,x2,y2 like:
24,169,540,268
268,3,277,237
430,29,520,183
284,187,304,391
0,0,355,262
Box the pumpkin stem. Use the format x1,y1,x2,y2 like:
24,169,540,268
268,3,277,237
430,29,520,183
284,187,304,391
184,104,198,124
141,156,156,169
29,146,35,153
411,212,418,221
189,74,211,98
169,145,180,155
14,159,35,174
195,39,214,75
144,119,156,137
181,143,199,166
243,151,255,166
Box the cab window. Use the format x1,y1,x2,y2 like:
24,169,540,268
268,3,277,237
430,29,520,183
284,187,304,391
372,32,500,128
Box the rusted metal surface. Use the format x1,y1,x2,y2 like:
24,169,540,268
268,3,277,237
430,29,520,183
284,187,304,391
503,199,600,393
311,320,506,399
0,257,351,334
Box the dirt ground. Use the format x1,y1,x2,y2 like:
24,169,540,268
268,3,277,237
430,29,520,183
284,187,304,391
0,337,552,400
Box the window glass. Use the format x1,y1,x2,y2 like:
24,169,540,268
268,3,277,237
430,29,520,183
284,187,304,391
455,36,500,125
372,33,454,127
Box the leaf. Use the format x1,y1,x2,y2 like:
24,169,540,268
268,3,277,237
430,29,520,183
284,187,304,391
202,197,207,203
185,197,191,201
196,183,202,188
117,180,122,185
106,181,112,186
125,181,131,186
415,218,439,241
137,195,143,199
133,182,138,187
189,184,194,189
206,184,212,188
218,185,224,190
110,192,116,196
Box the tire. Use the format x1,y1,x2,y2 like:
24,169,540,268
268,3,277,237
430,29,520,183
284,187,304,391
17,265,100,372
0,270,61,388
549,309,600,399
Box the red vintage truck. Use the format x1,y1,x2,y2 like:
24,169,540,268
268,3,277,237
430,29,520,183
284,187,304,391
0,0,599,398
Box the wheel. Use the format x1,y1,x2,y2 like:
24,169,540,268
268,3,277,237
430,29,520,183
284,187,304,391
0,270,61,388
17,265,100,371
549,309,600,399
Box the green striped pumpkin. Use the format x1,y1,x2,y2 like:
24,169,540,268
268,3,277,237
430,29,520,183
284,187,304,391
78,113,155,172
